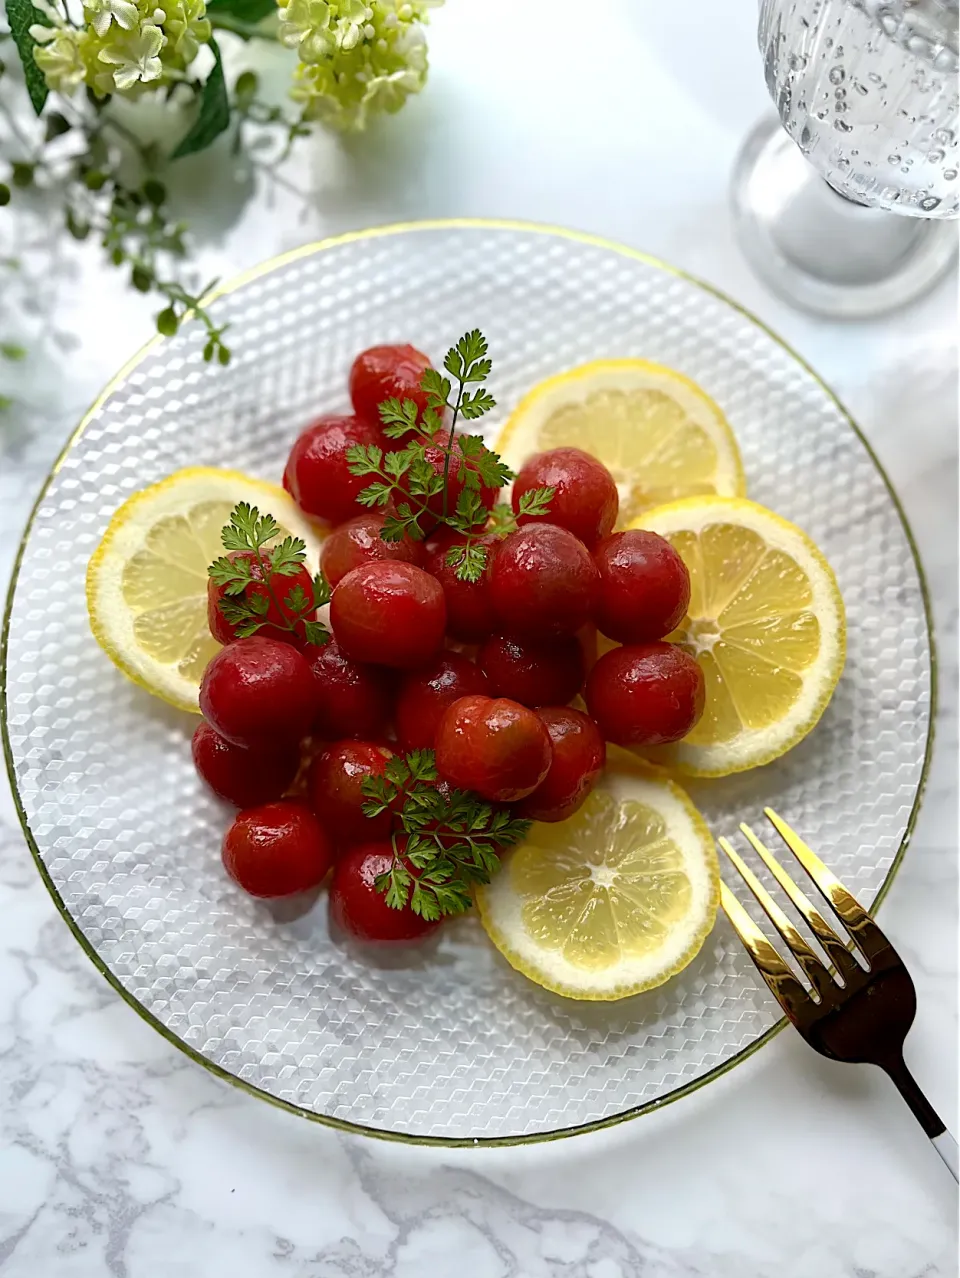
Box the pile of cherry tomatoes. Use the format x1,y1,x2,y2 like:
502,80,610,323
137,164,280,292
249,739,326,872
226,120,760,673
192,344,704,942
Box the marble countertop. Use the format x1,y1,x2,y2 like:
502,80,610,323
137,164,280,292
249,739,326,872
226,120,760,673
0,3,956,1275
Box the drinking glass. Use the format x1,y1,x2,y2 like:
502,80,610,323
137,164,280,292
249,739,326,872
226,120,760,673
732,0,958,316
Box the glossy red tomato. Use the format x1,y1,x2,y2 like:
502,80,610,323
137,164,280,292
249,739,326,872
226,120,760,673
222,801,334,897
434,694,552,802
330,561,446,669
283,414,384,525
512,447,619,548
593,530,691,643
309,740,393,848
394,652,490,752
320,512,424,587
585,642,705,746
515,707,606,822
488,523,599,639
423,531,500,642
308,640,394,740
199,637,318,747
349,344,433,439
329,840,441,942
478,633,585,707
207,550,316,647
192,721,300,808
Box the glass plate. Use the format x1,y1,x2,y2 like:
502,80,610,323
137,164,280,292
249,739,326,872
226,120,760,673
1,221,934,1145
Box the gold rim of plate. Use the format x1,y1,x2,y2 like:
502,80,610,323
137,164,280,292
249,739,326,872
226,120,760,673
0,218,936,1149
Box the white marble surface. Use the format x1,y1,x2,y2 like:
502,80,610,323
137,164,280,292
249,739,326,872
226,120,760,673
0,3,957,1274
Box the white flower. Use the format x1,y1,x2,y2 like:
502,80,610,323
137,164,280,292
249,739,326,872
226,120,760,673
83,0,139,37
32,26,86,94
278,0,333,58
97,22,164,91
333,0,372,50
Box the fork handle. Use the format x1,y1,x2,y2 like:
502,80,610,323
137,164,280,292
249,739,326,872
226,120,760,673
883,1057,958,1183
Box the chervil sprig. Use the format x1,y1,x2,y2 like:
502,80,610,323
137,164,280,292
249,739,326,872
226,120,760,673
207,502,330,646
360,749,531,920
345,330,554,583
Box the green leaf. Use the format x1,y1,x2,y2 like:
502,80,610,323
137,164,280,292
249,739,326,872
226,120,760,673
7,0,48,116
379,396,420,438
172,38,230,160
459,388,496,421
206,0,277,19
486,502,517,535
283,583,309,616
268,535,307,576
302,620,330,647
472,447,514,489
0,343,27,362
346,443,384,476
356,480,393,509
452,539,489,583
517,485,555,518
383,448,414,480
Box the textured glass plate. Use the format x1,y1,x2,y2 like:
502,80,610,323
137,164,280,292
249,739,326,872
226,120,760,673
1,222,933,1145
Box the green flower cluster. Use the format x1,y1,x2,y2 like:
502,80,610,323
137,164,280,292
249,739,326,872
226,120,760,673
30,0,212,98
279,0,441,131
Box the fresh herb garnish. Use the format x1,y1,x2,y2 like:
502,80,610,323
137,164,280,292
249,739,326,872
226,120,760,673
208,501,330,646
346,330,554,583
360,749,530,920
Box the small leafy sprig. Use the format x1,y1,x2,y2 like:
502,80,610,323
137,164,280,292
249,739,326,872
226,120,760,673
207,502,330,646
361,750,531,920
346,330,554,583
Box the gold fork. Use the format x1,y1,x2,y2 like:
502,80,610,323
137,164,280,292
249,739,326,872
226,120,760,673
720,807,957,1181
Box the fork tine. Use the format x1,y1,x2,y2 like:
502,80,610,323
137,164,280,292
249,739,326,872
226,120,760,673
718,837,833,1000
764,809,894,966
739,822,862,983
719,883,810,1024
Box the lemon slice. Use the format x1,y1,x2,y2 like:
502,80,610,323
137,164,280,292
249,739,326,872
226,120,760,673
476,763,719,1000
86,467,323,713
495,359,745,521
634,496,846,777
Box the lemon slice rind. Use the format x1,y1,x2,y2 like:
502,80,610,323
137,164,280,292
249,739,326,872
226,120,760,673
495,358,746,516
476,763,719,1001
635,496,846,778
86,467,323,713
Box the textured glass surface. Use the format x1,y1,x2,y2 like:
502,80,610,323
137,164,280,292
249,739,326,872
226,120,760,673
3,224,932,1143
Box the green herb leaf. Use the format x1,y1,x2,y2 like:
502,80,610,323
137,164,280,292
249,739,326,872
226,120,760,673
7,0,48,116
302,620,330,647
312,572,332,609
346,443,384,476
516,485,555,518
172,38,230,160
486,503,517,535
459,388,496,420
268,535,307,576
379,396,420,438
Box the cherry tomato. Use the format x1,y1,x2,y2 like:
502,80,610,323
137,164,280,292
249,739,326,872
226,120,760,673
594,530,691,643
329,840,441,942
488,523,599,639
200,637,318,747
330,561,446,669
320,512,424,587
512,447,619,548
222,800,334,897
309,740,393,848
283,414,384,525
434,694,552,802
394,652,490,752
308,640,394,740
207,550,316,647
192,721,300,808
478,633,585,707
585,642,705,746
516,707,606,822
423,531,500,642
349,344,433,439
